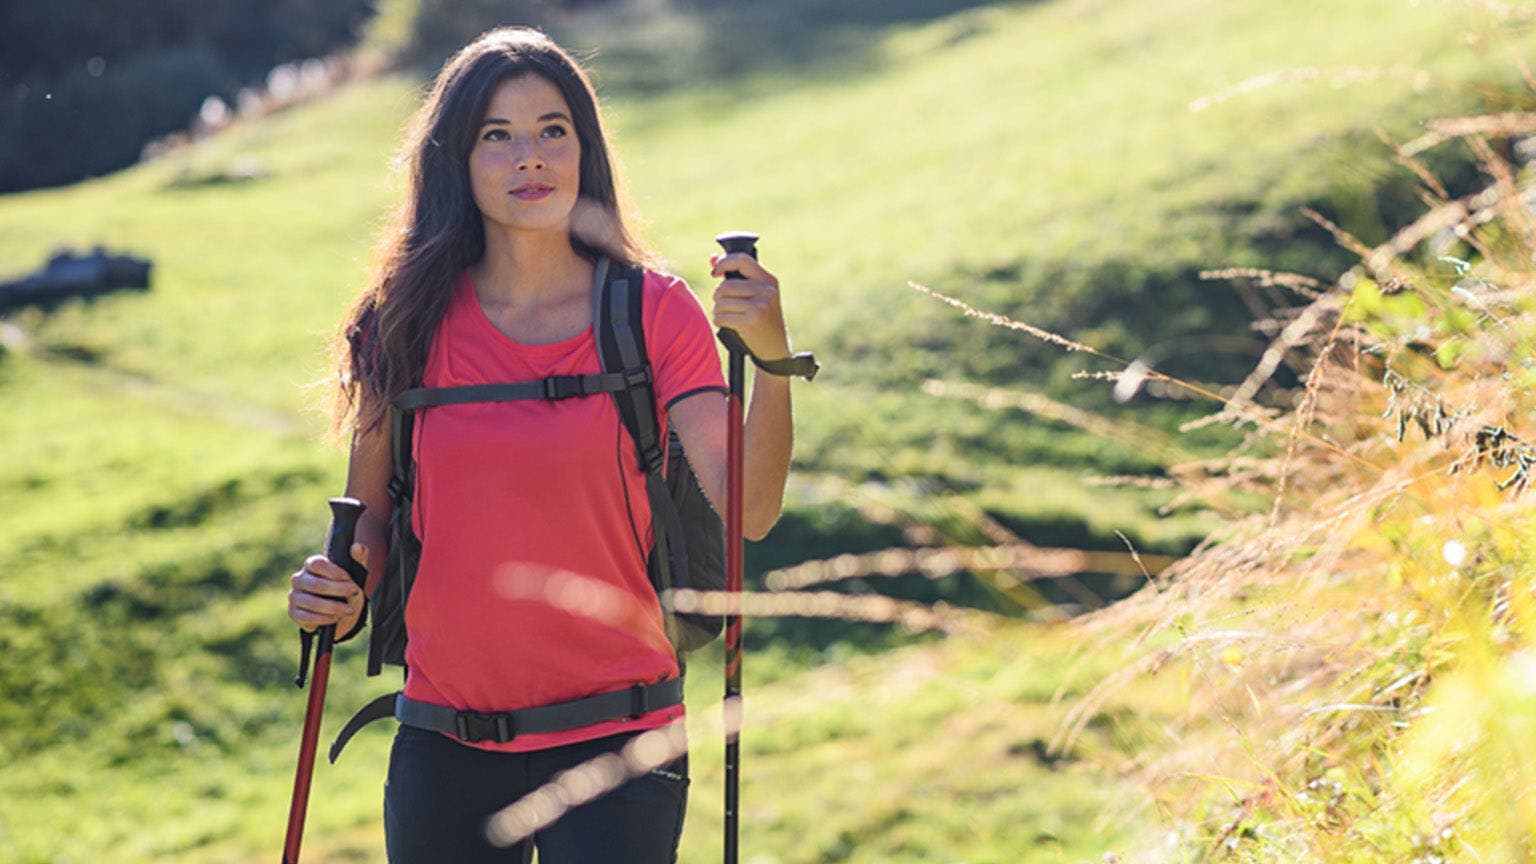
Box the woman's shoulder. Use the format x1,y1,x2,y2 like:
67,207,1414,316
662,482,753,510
635,266,708,321
638,266,689,297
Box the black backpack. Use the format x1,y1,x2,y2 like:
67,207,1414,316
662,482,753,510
323,259,725,759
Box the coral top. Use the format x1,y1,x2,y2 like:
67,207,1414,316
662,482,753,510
400,268,726,752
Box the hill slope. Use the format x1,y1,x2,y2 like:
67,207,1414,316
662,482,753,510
3,0,1535,861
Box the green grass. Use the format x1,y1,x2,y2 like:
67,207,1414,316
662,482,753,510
1,624,1175,864
4,0,1536,860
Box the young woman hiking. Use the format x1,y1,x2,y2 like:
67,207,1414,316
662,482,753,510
284,27,798,863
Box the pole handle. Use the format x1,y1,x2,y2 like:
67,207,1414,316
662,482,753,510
324,497,367,590
316,497,366,656
714,231,758,357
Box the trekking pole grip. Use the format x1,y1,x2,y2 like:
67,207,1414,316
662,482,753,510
318,497,367,654
714,231,758,357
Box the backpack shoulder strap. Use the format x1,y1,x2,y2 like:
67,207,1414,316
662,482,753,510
594,259,662,470
593,259,690,590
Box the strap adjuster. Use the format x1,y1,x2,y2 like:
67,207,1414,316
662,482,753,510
455,711,514,743
624,367,652,388
386,476,408,505
629,683,648,719
543,376,583,400
639,442,666,474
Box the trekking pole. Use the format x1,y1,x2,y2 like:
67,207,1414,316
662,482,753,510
714,230,756,864
282,497,366,864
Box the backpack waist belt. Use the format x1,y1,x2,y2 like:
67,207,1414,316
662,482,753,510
328,678,684,762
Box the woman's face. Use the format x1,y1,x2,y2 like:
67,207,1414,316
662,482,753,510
467,73,582,237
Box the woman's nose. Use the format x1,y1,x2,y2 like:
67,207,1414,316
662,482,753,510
512,136,545,170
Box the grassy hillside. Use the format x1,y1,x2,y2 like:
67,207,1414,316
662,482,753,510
3,0,1536,861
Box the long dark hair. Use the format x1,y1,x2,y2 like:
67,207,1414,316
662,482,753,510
330,27,651,438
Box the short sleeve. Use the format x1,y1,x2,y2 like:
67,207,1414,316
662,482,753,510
643,271,727,410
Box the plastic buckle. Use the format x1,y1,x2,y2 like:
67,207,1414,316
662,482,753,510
624,367,652,388
629,684,648,720
455,712,513,743
543,377,582,400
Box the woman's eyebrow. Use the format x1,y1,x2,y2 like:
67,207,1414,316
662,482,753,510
480,111,573,127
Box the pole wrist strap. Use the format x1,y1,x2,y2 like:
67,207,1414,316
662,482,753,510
751,351,819,381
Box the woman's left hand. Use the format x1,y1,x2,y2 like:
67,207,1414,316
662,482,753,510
710,252,791,361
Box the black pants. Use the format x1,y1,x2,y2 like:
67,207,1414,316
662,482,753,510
384,724,689,863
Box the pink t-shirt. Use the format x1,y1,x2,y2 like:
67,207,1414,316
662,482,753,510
401,267,726,752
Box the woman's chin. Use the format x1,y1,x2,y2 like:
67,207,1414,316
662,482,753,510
483,212,573,238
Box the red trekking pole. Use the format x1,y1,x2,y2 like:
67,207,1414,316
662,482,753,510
714,231,757,864
282,497,366,864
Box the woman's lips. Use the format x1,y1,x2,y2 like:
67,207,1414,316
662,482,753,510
511,184,554,201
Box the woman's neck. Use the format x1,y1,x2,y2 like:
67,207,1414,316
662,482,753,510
471,225,589,306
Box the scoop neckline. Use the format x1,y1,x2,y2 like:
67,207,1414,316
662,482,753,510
459,270,595,353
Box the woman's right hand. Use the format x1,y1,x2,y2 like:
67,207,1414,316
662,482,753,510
287,543,369,633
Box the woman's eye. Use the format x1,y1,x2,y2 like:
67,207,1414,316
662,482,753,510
482,128,508,142
541,125,568,139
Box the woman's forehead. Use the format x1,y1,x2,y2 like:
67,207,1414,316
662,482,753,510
481,74,570,121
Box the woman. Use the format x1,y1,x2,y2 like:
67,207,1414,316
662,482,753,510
285,27,799,864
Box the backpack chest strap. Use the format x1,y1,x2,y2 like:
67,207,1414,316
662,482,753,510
394,369,651,412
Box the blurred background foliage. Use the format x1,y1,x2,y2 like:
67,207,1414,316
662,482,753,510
0,0,376,191
0,0,1009,192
